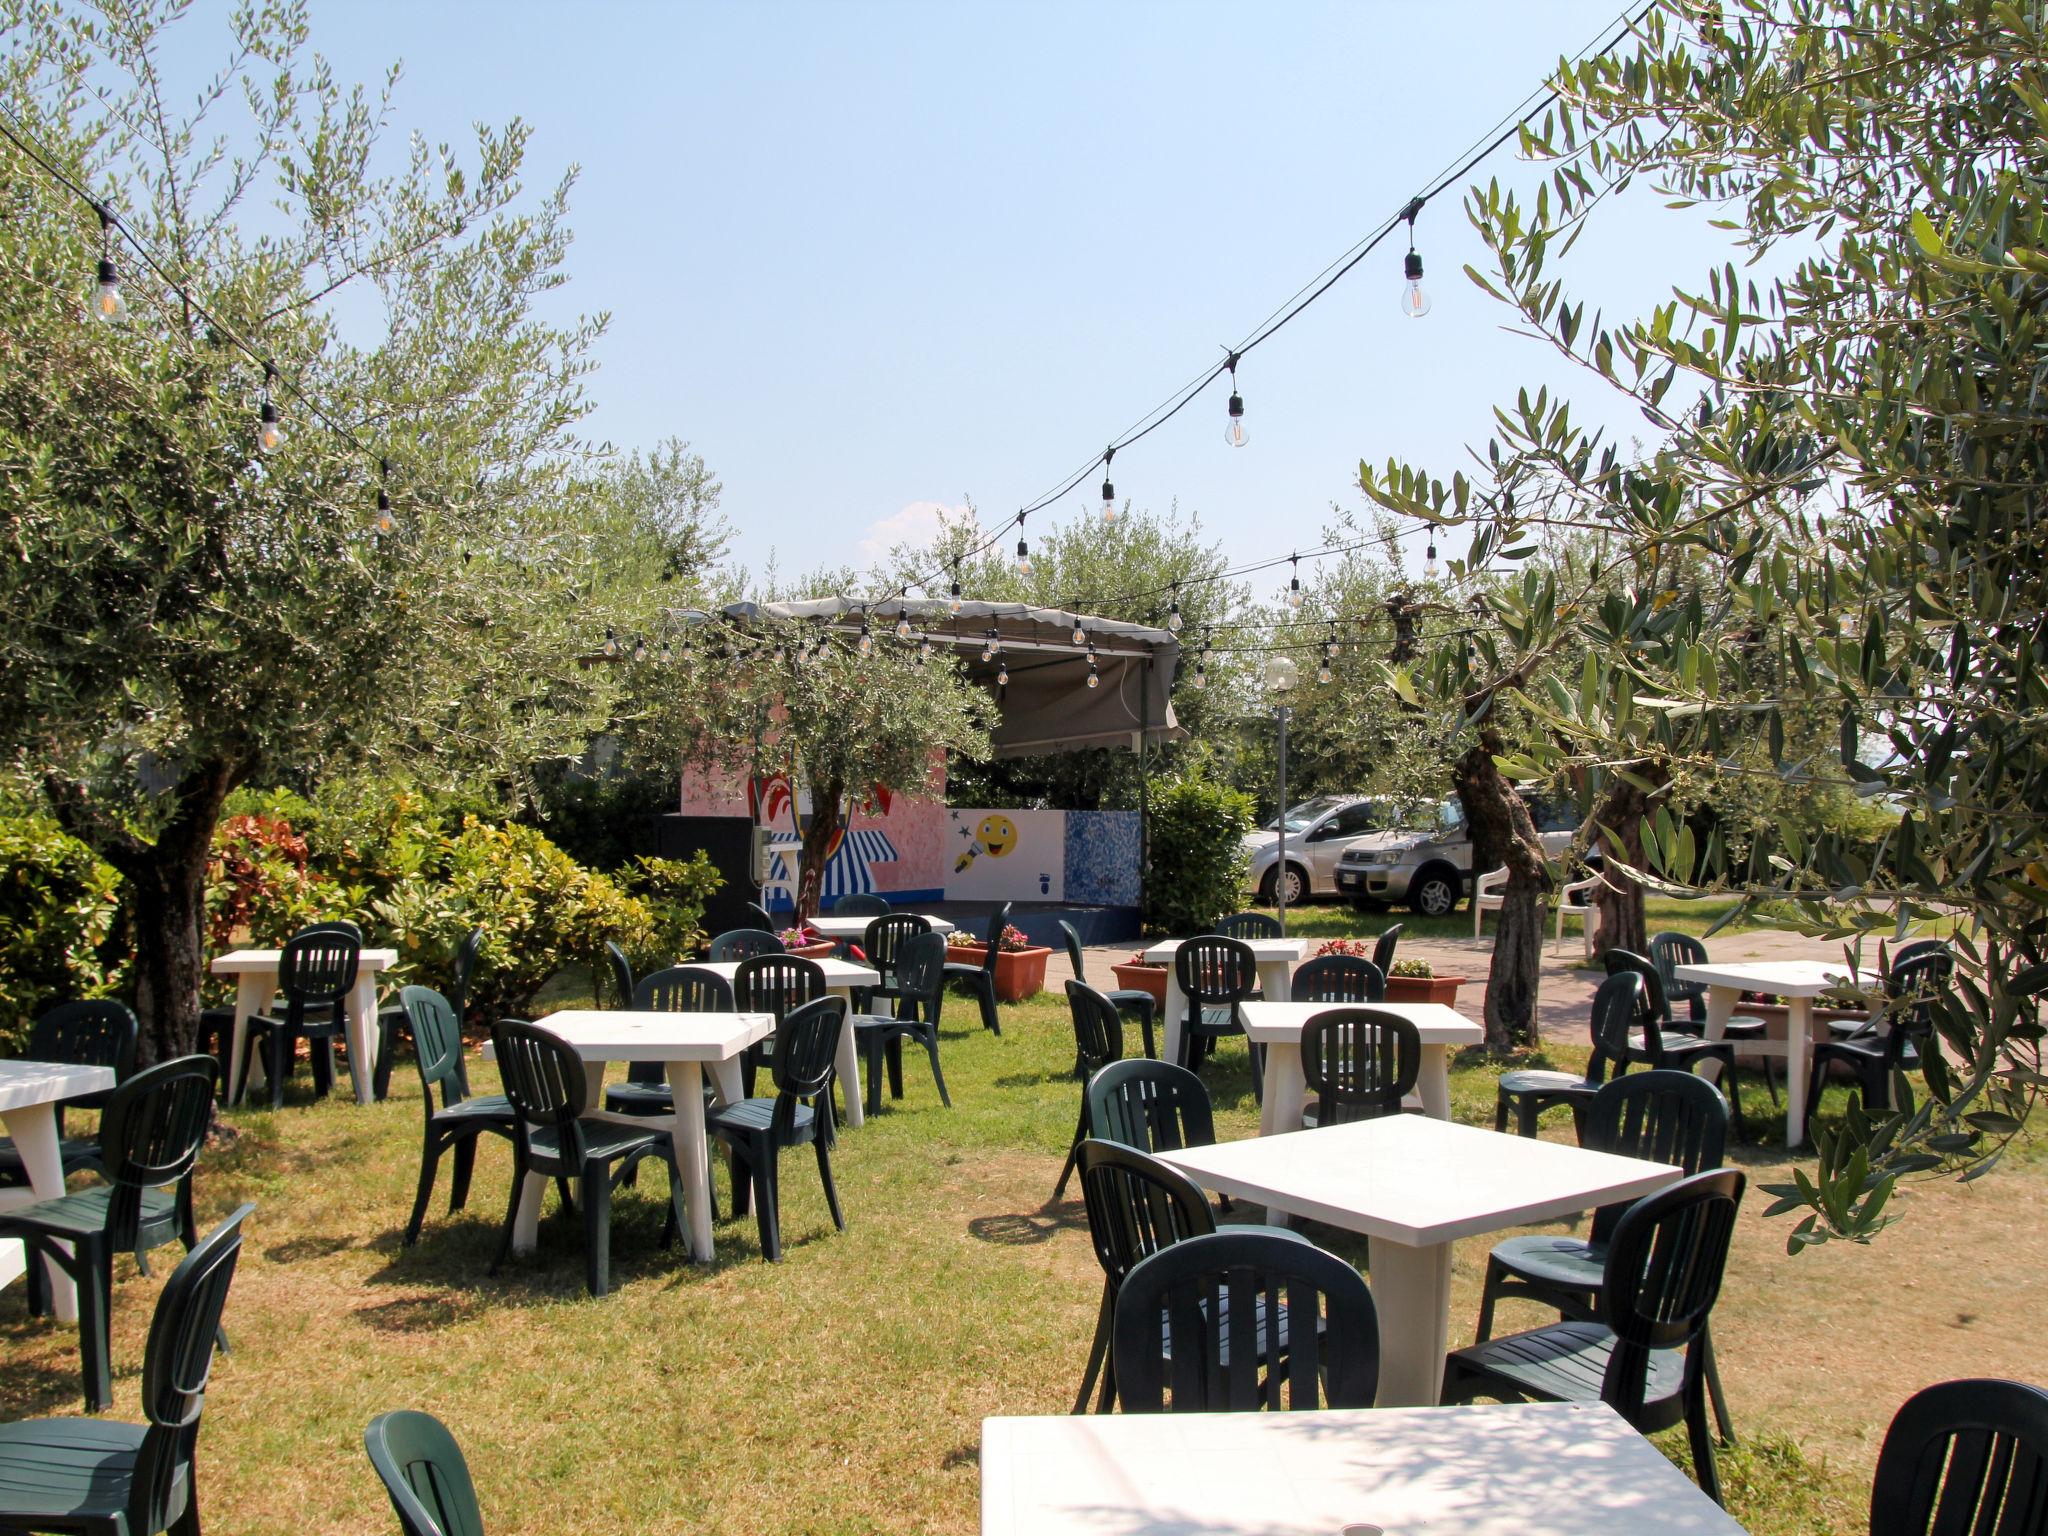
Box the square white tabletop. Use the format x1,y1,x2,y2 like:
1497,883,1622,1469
695,956,880,988
1159,1114,1680,1246
0,1060,117,1115
211,947,397,971
505,1009,774,1062
1671,958,1860,997
980,1401,1744,1536
805,914,957,941
1143,935,1307,965
1239,999,1483,1047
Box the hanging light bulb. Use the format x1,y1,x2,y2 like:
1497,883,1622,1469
979,631,995,664
369,457,398,536
1287,553,1303,609
1100,447,1117,522
1399,199,1432,318
92,207,125,323
631,634,648,663
895,606,913,642
997,659,1009,687
1071,616,1086,647
659,639,673,665
1167,584,1184,632
257,364,284,453
948,561,964,616
602,626,620,659
1016,513,1032,575
1424,536,1439,579
918,632,932,664
857,614,874,655
1086,652,1100,689
1318,659,1333,684
1194,649,1209,688
1222,353,1248,447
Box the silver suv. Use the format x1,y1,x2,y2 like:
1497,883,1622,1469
1335,796,1581,917
1242,795,1390,907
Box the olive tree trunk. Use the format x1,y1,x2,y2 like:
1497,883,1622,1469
1587,761,1668,961
45,758,241,1065
1454,730,1550,1052
794,773,846,921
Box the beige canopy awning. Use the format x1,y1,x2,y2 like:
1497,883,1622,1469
717,597,1184,759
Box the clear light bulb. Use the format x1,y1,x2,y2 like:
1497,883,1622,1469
93,259,126,323
1400,250,1431,318
979,640,993,663
1223,392,1248,447
1167,604,1183,632
1317,662,1333,684
602,627,619,658
997,661,1009,686
858,629,874,655
1016,537,1032,576
372,492,396,536
632,636,648,663
1101,474,1116,523
895,613,913,641
948,582,963,615
1071,621,1086,646
1287,580,1303,609
660,641,673,664
1086,667,1100,689
258,401,284,453
1424,540,1439,579
1194,663,1208,687
918,635,932,663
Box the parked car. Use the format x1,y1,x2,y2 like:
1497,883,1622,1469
1242,795,1390,907
1335,794,1582,916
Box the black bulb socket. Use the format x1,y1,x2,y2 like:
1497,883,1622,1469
1227,392,1244,420
1404,250,1425,282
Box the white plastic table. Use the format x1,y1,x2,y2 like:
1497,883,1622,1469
1145,936,1307,1065
804,913,956,943
696,956,881,1128
980,1400,1745,1536
1160,1115,1680,1406
1241,999,1483,1133
212,946,396,1105
0,1059,117,1321
1671,958,1860,1149
484,1008,774,1263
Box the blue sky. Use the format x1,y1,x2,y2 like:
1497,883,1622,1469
251,1,1731,601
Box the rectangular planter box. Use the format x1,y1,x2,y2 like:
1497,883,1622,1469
945,943,1053,1003
1385,975,1466,1007
1110,962,1170,1008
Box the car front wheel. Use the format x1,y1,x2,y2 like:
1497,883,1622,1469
1260,863,1308,907
1409,867,1460,917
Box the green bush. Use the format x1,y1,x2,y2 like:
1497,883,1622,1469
207,812,344,951
621,853,724,968
374,817,655,1021
523,763,675,872
0,813,123,1051
1143,771,1254,935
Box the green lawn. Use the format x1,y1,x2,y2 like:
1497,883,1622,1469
0,979,2024,1535
1260,892,1777,945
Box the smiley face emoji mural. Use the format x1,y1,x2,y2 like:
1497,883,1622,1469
978,814,1018,858
954,811,1021,873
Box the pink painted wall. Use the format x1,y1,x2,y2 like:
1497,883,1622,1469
677,756,947,897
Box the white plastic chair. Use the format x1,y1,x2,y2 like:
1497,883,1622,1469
1554,871,1605,957
1472,866,1508,937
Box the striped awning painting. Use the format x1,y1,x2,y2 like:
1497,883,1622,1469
766,828,899,901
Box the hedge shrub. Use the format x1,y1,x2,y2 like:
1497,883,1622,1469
0,813,123,1052
1143,771,1255,935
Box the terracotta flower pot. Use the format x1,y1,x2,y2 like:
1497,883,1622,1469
1384,974,1465,1007
785,940,837,959
945,943,1053,1002
1110,961,1170,1008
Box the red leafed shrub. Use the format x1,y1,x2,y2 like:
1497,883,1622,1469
208,814,327,949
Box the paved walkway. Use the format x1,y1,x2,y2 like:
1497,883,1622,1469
1054,920,1847,1044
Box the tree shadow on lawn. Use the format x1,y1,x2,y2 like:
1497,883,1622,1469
967,1198,1088,1247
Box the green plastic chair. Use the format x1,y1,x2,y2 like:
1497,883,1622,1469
235,926,359,1108
364,1410,486,1536
399,987,520,1248
0,1055,219,1410
0,1202,252,1536
941,902,1011,1035
488,1020,684,1298
1053,982,1130,1201
606,966,735,1118
709,929,783,963
0,1000,139,1188
833,892,891,917
850,931,951,1118
707,995,848,1263
377,928,483,1103
1056,920,1156,1059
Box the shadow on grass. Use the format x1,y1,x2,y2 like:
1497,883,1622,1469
967,1201,1087,1246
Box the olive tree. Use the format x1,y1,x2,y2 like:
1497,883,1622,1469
1363,0,2048,1243
0,0,619,1060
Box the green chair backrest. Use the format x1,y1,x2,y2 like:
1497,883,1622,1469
891,932,949,1018
401,986,468,1112
709,929,783,962
490,1021,591,1165
1065,981,1127,1077
365,1409,486,1536
604,942,635,1011
834,893,891,917
26,998,138,1110
1212,911,1283,940
1086,1059,1217,1156
99,1055,219,1253
277,928,361,1028
1056,920,1088,983
132,1203,254,1536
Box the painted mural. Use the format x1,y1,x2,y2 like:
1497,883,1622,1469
676,762,1140,910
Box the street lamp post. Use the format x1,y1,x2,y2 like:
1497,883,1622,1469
1266,654,1298,935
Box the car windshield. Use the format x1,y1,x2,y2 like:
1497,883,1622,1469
1264,795,1349,834
1390,798,1463,835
